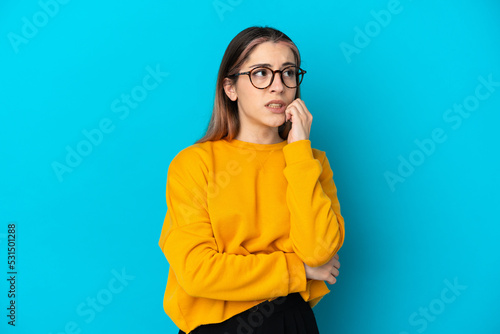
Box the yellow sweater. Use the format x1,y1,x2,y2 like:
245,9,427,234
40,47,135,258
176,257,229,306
158,138,345,333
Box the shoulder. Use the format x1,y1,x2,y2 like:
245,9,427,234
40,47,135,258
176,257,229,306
167,141,214,175
169,142,213,169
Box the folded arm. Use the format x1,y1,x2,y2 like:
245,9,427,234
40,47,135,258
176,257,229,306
283,140,345,267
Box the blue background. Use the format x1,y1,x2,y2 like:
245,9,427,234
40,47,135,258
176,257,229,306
1,0,499,333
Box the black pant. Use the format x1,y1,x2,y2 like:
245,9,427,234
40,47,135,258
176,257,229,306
179,293,320,334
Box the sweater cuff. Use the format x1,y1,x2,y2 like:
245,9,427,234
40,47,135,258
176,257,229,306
283,140,314,165
284,253,307,293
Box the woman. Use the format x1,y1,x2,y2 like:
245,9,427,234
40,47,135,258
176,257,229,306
158,26,345,334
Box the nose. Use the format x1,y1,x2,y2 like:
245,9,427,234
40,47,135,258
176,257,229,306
269,71,285,93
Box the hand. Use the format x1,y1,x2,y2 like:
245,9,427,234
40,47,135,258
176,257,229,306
285,98,312,144
303,253,340,285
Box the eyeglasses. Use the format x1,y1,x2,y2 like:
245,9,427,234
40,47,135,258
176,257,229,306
230,66,306,89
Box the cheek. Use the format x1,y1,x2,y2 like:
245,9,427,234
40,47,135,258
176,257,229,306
237,88,261,109
236,81,254,99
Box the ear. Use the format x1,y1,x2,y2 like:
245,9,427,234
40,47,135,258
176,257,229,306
223,78,238,101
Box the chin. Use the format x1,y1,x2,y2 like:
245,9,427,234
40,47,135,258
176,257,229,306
266,118,286,128
269,122,286,129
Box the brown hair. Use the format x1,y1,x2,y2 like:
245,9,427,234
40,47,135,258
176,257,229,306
196,26,302,143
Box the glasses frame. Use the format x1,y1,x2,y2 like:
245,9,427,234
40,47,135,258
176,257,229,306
230,65,307,89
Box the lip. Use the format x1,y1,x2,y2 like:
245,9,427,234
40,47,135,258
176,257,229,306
265,100,287,114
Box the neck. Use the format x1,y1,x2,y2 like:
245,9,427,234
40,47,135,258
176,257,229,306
235,127,283,145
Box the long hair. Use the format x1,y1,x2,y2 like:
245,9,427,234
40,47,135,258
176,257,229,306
196,26,302,143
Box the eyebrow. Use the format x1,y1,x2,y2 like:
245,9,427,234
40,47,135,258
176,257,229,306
249,62,296,69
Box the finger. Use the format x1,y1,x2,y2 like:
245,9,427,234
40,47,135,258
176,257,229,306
294,99,311,119
327,275,337,285
330,267,340,277
295,98,306,112
290,100,305,117
285,109,291,122
285,104,299,122
332,258,340,270
326,256,340,270
325,256,337,270
328,254,339,266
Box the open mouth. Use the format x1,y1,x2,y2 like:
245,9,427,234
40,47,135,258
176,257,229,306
265,101,287,113
266,103,284,109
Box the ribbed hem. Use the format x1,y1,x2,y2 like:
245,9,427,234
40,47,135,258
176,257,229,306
222,138,288,151
284,253,307,293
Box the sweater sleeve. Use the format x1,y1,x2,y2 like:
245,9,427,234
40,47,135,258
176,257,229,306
158,146,307,301
283,140,345,267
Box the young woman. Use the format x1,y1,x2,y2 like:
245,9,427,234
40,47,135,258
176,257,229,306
158,26,345,334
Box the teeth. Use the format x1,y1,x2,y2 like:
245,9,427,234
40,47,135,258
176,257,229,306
267,103,282,108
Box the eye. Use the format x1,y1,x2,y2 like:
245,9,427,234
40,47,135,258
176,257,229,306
283,68,297,77
252,68,270,77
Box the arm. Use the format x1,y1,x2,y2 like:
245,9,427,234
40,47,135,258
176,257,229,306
283,140,345,267
158,147,307,301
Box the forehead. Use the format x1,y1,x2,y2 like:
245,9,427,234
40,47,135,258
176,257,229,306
244,41,295,67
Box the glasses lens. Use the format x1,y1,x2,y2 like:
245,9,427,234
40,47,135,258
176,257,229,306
250,68,273,88
249,67,304,88
282,66,300,88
